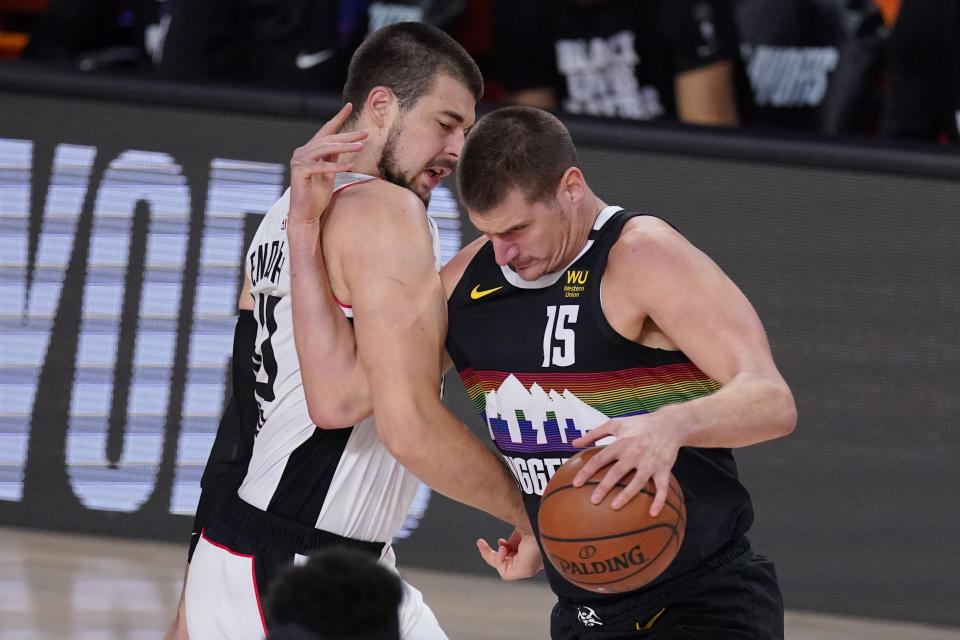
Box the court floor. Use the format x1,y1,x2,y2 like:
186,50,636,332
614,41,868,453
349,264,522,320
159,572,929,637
1,526,958,640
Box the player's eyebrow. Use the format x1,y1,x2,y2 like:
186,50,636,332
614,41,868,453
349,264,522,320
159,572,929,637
439,109,465,124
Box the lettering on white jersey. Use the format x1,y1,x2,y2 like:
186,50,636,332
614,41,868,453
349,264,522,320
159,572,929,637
248,239,286,287
741,44,839,108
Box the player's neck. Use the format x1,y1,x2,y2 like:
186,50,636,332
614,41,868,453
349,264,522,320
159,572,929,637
576,195,608,247
339,148,382,179
552,195,607,273
339,119,388,179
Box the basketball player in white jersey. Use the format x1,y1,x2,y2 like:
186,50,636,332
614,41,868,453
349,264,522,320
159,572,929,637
168,23,536,640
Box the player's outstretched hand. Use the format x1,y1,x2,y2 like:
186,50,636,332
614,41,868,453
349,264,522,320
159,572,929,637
571,416,681,516
476,527,543,581
288,102,368,225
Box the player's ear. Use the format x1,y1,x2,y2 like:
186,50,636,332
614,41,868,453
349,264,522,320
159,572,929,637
366,86,396,128
557,167,587,208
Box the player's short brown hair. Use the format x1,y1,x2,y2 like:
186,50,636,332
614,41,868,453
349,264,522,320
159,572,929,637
458,106,579,213
343,22,482,118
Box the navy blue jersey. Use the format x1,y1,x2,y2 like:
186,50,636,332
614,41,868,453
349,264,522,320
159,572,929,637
446,207,754,602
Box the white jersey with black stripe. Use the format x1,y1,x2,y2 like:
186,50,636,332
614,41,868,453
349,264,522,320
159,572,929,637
238,172,439,543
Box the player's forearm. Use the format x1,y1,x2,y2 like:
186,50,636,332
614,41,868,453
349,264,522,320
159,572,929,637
377,404,528,530
287,217,372,426
664,371,796,449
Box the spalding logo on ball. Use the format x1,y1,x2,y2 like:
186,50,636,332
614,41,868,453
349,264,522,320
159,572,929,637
537,446,686,593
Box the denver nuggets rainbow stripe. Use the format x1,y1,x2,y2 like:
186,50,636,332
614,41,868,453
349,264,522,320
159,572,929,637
460,363,719,416
459,363,720,453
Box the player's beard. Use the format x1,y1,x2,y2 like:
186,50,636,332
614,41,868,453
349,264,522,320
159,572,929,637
378,118,432,207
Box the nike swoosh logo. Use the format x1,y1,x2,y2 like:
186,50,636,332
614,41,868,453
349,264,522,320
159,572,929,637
295,48,336,70
470,285,503,300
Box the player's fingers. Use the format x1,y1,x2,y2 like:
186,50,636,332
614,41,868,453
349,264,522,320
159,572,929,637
293,140,365,165
306,131,369,154
292,159,355,181
571,423,614,449
328,129,368,142
311,160,355,175
317,136,366,154
647,470,672,517
610,469,651,510
572,443,617,487
315,103,353,138
476,539,500,568
590,459,634,504
295,131,367,160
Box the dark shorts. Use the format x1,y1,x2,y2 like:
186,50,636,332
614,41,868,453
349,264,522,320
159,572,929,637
550,538,783,640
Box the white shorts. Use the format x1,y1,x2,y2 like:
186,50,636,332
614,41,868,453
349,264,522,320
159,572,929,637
185,532,446,640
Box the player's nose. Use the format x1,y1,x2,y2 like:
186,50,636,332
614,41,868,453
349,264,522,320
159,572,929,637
445,127,466,159
491,239,518,266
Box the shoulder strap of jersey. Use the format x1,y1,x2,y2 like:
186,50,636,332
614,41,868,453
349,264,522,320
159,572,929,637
587,208,645,255
585,209,672,276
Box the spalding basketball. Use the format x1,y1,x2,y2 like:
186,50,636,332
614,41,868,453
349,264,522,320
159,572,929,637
538,446,686,594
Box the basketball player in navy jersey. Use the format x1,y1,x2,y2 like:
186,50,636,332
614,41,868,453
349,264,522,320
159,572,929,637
297,106,797,638
168,24,535,640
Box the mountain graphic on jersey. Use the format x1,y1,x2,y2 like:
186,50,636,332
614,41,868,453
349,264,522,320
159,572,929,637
459,365,720,454
481,374,613,453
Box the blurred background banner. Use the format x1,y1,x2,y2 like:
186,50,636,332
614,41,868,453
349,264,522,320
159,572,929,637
2,70,959,627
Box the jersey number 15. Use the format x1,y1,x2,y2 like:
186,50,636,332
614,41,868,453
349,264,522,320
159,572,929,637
543,304,578,367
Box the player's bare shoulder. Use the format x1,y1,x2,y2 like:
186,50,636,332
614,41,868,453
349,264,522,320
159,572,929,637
602,215,698,348
329,179,426,227
324,179,431,249
609,215,690,278
322,180,433,303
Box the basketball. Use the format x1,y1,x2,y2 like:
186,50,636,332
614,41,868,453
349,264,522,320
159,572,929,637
538,446,686,594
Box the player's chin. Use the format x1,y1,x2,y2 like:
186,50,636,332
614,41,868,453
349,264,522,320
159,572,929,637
408,181,432,206
512,262,543,281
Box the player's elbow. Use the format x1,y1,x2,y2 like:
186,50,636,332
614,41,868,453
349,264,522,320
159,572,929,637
310,408,370,430
306,394,371,430
374,405,431,466
768,379,797,438
306,405,341,430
